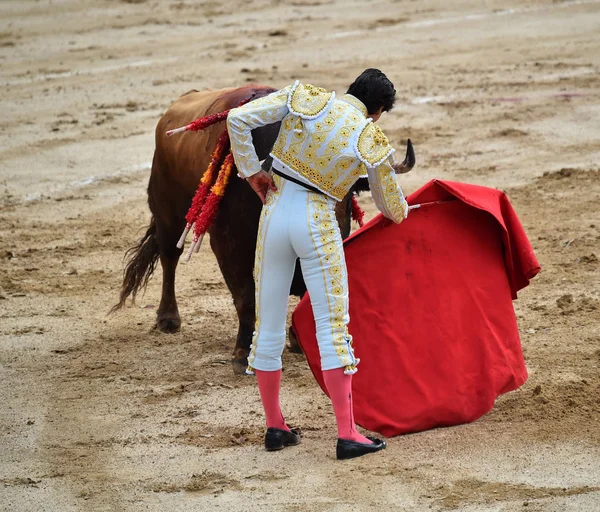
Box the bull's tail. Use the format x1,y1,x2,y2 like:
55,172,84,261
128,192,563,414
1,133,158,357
110,218,160,312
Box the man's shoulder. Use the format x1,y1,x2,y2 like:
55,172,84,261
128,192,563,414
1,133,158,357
356,122,395,168
288,81,335,119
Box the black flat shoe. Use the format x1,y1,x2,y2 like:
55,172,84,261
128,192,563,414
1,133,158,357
265,428,301,451
336,436,387,460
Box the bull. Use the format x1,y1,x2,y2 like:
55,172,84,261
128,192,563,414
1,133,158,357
113,84,414,374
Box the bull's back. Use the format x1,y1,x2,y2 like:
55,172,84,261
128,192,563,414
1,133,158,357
154,85,276,193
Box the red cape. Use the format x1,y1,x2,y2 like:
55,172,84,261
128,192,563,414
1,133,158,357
292,179,541,437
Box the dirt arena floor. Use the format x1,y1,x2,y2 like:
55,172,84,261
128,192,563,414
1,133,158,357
1,0,599,510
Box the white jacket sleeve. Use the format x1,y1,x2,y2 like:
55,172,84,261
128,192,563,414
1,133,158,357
227,85,292,178
367,157,409,223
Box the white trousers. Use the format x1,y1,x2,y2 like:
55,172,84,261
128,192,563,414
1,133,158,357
247,174,358,373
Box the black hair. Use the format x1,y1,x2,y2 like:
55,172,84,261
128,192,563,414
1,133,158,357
346,68,396,114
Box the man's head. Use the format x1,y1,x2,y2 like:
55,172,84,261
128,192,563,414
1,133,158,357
347,68,396,121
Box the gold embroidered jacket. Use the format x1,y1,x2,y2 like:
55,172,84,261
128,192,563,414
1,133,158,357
227,81,408,223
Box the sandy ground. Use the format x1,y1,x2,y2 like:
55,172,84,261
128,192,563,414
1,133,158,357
1,0,599,510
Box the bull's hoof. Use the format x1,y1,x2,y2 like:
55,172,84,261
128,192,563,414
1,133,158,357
232,358,249,375
156,312,181,333
287,326,303,354
232,348,250,375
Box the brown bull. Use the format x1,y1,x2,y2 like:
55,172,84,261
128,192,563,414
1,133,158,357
113,84,414,374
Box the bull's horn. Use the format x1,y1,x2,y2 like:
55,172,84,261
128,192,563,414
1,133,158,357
393,139,415,174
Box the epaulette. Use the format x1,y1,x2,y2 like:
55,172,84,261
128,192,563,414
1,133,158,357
287,81,335,120
355,121,395,168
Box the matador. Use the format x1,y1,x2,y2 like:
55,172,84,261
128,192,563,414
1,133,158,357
227,69,410,460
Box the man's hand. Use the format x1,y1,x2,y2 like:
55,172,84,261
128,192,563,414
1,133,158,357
246,170,277,205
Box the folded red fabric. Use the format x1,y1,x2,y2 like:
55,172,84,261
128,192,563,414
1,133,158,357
292,179,541,437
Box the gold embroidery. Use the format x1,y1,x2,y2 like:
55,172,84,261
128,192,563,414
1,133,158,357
248,175,285,369
339,94,369,117
357,122,393,166
289,83,333,118
269,98,366,200
307,193,354,367
369,161,408,223
272,146,352,201
336,162,366,194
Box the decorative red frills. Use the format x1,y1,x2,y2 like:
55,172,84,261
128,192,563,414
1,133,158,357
185,110,230,133
175,100,251,261
351,195,365,228
184,131,230,227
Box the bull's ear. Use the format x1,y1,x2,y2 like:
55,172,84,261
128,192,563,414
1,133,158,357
352,177,370,194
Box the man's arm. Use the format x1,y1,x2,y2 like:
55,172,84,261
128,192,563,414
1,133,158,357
227,85,292,179
367,158,409,223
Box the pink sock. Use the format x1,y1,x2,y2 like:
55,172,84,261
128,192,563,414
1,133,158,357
322,367,372,444
255,369,290,431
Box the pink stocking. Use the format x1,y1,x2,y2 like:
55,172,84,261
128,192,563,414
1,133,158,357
255,369,290,431
322,367,372,444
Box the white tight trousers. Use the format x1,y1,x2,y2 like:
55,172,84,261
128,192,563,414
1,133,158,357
247,174,358,373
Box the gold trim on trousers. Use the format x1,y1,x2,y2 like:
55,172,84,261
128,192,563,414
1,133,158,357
248,174,357,372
